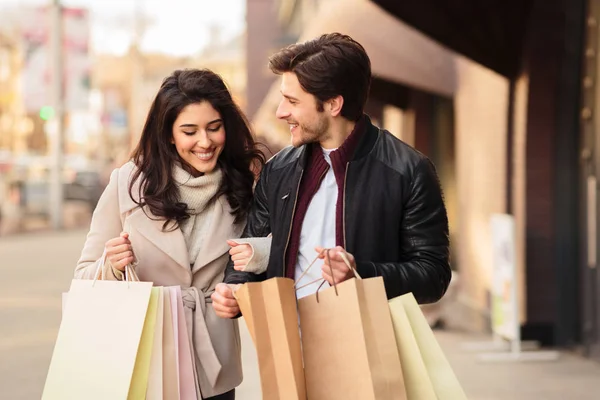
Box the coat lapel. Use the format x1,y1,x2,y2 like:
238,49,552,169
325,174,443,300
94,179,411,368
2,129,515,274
127,207,190,270
191,197,243,274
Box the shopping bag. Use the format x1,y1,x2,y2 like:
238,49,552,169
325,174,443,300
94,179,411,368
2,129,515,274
128,287,161,399
389,293,467,400
43,266,153,400
234,277,306,400
170,286,198,400
162,288,180,399
146,287,165,400
297,251,406,400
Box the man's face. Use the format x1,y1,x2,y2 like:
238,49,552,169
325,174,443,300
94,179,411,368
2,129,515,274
276,72,330,148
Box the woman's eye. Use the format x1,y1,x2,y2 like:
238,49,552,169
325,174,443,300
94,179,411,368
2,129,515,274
208,125,222,132
183,131,196,135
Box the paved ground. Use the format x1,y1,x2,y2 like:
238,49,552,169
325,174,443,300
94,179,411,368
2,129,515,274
1,229,599,399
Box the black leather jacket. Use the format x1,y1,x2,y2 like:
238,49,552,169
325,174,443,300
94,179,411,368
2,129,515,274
224,117,451,303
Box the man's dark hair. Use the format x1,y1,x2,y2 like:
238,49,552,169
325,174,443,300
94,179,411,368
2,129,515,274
268,33,371,121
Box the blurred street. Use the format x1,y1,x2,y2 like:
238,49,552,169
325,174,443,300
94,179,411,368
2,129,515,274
1,229,599,399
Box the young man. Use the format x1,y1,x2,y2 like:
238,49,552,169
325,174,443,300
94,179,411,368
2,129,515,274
212,33,451,318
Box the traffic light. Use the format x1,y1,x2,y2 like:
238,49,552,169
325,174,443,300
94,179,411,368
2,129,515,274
39,106,55,121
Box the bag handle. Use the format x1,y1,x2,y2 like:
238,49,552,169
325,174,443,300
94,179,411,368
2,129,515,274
92,248,140,287
294,248,361,301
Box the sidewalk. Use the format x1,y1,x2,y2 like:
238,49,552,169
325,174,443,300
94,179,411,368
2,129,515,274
436,331,600,399
1,229,599,399
235,318,600,399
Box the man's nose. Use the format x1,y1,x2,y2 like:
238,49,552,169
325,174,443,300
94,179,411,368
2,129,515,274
276,100,289,119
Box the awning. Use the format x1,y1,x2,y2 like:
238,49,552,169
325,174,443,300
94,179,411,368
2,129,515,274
253,0,458,147
372,0,533,78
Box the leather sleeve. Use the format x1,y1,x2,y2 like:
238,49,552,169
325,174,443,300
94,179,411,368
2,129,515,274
356,157,451,303
223,164,271,285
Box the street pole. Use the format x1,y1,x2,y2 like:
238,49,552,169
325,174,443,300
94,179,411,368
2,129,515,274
48,0,64,230
129,0,144,151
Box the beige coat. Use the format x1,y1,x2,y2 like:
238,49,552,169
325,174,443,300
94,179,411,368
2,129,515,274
75,161,245,398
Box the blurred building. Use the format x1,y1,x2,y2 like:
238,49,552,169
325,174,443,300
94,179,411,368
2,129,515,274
188,29,247,110
247,0,600,360
92,50,189,170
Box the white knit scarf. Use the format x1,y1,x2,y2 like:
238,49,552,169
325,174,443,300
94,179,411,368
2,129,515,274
173,163,223,266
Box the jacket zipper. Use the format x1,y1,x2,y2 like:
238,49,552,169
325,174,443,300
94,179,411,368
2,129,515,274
343,162,349,249
283,166,329,277
283,169,304,276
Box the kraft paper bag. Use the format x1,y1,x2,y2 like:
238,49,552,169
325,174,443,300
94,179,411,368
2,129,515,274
297,277,406,400
128,287,160,399
235,277,306,400
43,278,153,400
390,293,467,400
146,287,165,400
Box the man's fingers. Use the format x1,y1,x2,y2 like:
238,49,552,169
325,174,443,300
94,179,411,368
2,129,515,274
211,291,239,309
227,240,239,247
214,309,239,319
215,283,237,299
211,298,240,318
212,301,239,314
322,269,334,286
315,247,326,259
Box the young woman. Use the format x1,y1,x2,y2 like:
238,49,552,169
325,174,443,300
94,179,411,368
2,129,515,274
75,68,265,399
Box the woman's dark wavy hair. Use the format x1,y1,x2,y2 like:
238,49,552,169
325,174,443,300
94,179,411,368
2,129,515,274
129,68,265,230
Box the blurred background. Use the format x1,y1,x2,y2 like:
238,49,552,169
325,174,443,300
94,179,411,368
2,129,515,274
2,0,600,398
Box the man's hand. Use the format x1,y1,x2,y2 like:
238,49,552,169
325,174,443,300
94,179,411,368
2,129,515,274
315,246,357,286
211,283,241,319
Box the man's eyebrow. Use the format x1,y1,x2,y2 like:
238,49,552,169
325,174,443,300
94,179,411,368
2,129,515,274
281,91,299,101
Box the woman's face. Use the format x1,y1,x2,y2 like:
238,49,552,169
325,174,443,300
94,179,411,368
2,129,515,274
171,101,226,176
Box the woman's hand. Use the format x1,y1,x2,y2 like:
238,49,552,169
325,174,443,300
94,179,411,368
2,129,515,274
227,240,253,271
104,232,135,271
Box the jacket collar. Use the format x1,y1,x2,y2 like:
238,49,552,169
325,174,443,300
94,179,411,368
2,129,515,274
296,114,378,168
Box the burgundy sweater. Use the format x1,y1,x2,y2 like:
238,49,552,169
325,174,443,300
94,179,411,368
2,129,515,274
284,117,367,278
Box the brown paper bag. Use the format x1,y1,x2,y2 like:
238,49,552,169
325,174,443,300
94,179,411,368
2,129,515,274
234,277,306,400
297,275,406,400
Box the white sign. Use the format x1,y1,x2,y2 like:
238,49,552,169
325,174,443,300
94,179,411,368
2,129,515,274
490,213,518,341
21,6,91,112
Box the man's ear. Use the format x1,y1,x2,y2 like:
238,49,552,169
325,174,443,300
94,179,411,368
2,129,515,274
327,95,344,117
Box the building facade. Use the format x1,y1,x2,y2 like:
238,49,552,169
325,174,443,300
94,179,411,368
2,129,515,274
247,0,600,360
